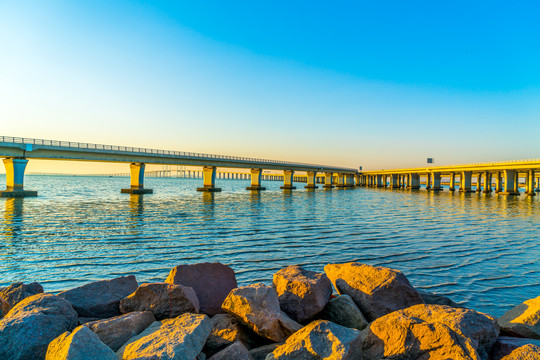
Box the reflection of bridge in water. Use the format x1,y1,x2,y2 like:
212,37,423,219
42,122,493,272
0,136,357,197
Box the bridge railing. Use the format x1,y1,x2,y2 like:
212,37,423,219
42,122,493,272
0,136,356,172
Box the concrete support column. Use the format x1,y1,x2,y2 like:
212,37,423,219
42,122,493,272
476,173,483,193
345,174,355,187
449,172,456,191
495,172,502,193
335,173,346,187
536,176,540,192
526,170,536,196
425,173,431,190
460,171,474,192
121,163,153,194
407,173,420,189
305,171,318,189
501,170,519,195
197,166,221,192
1,158,37,197
247,168,266,190
483,172,492,193
390,174,399,188
431,172,442,191
281,170,296,190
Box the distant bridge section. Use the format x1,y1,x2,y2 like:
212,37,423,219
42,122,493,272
0,136,358,197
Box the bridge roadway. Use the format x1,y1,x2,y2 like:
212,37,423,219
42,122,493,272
358,160,540,196
0,136,358,197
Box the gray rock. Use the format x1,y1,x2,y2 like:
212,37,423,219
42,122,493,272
119,282,199,320
501,344,540,360
499,295,540,340
0,295,11,318
273,265,332,323
324,262,424,321
196,353,206,360
58,275,138,318
117,313,212,360
267,320,362,359
204,313,261,356
0,293,78,360
85,311,156,351
319,294,368,330
46,325,117,360
249,344,282,360
491,337,540,360
0,282,43,306
208,341,253,360
166,262,238,316
418,289,463,308
222,283,302,342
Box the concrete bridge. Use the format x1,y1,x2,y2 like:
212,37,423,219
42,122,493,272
358,160,540,196
0,136,358,197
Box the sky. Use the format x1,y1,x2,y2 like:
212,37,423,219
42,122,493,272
1,1,539,173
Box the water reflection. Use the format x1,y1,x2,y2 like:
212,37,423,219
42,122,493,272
127,195,144,233
201,192,216,220
2,198,24,240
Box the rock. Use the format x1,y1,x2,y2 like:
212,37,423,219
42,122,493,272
58,275,138,318
0,295,11,318
78,317,101,325
272,265,332,323
501,344,540,360
197,353,206,360
204,313,262,356
362,304,499,360
491,337,540,360
165,262,238,316
324,262,423,321
119,282,199,320
0,282,43,306
45,325,117,360
117,313,212,360
208,341,253,360
222,283,302,342
267,320,362,360
0,293,78,360
418,289,463,308
499,295,540,339
85,311,156,351
248,343,281,360
319,294,368,330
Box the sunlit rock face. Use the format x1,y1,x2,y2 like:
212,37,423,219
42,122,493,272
221,283,302,342
319,294,369,330
498,295,540,340
362,304,500,360
117,313,212,360
0,293,78,360
324,262,424,321
207,341,252,360
267,320,363,360
203,313,265,356
45,325,117,360
272,265,332,323
500,344,540,360
490,337,540,360
119,282,199,320
166,262,238,316
0,282,43,307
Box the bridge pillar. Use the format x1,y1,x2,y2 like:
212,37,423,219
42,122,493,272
459,171,474,192
431,172,442,191
247,168,266,190
526,170,536,196
280,170,296,189
475,173,483,193
449,172,456,191
495,171,502,193
1,158,37,197
501,170,520,195
335,173,346,187
197,166,221,192
305,171,318,189
121,163,153,194
389,174,399,188
536,175,540,192
482,171,492,193
407,173,420,189
425,173,432,190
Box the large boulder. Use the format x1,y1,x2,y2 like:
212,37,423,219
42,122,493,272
58,275,138,318
267,320,363,360
319,294,368,330
491,337,540,360
0,293,78,360
208,341,253,360
0,295,11,318
221,283,302,342
417,289,463,308
324,262,423,321
203,313,262,356
119,282,199,320
248,343,281,360
117,313,212,360
501,344,540,359
499,295,540,339
362,304,499,360
45,325,117,360
85,311,156,351
0,282,43,306
166,262,238,316
272,265,332,323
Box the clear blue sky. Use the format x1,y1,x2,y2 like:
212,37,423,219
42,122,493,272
1,1,539,172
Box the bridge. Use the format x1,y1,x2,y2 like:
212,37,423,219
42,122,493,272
358,160,540,196
0,136,358,197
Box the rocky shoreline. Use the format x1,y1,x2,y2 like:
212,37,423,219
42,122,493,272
0,262,539,359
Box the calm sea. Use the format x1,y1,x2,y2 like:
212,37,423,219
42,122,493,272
1,175,539,317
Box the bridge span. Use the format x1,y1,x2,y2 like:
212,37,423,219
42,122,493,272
0,136,358,197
